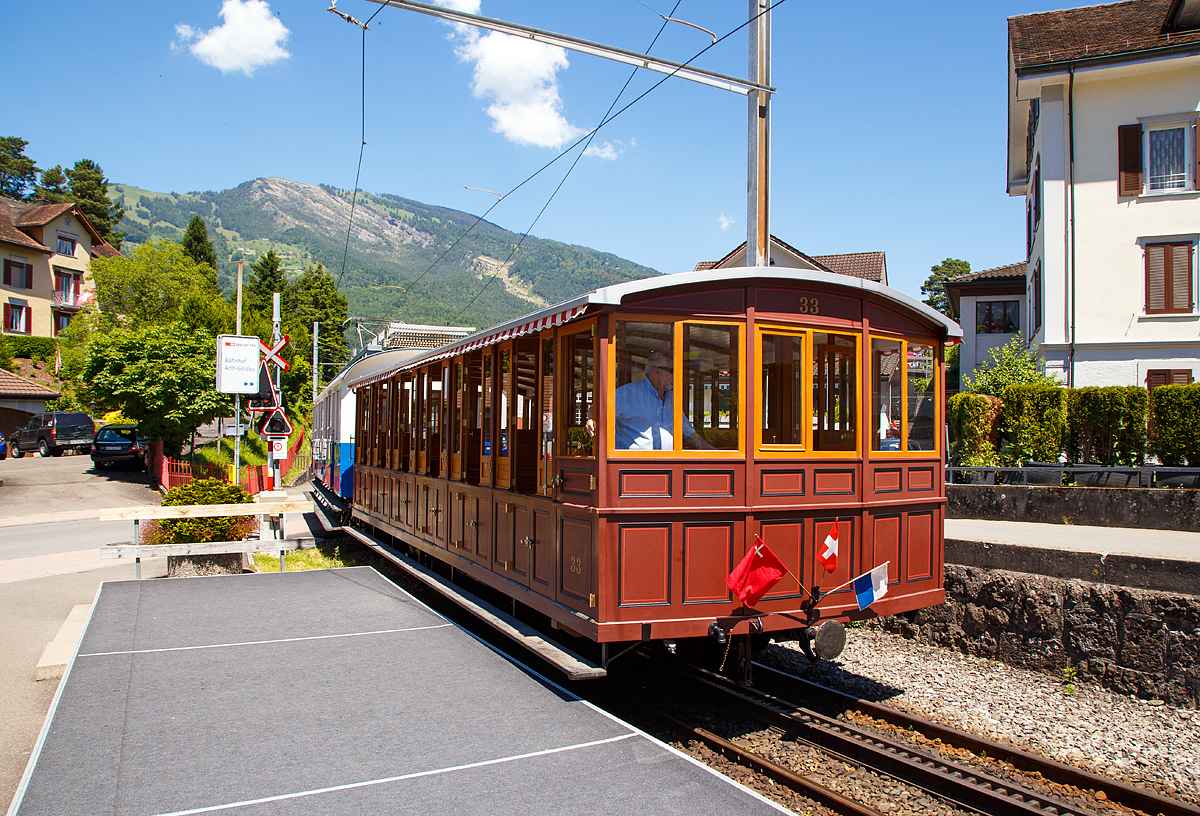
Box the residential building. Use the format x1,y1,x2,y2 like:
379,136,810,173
943,263,1027,382
1008,0,1200,388
693,235,888,284
0,197,117,338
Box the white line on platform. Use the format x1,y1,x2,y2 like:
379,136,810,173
149,733,640,816
77,624,453,657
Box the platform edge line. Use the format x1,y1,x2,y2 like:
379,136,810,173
76,624,453,657
5,583,103,816
148,733,639,816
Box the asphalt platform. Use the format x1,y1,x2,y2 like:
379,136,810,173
7,567,789,816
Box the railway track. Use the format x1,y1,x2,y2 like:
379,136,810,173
614,650,1200,816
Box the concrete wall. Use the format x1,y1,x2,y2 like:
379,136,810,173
948,483,1200,531
877,558,1200,707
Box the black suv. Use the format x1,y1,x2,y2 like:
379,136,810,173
11,412,96,458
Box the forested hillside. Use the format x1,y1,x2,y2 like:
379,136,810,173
111,178,659,328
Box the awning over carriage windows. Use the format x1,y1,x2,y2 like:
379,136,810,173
351,304,588,389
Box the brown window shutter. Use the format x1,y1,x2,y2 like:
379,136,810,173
1172,369,1194,385
24,263,32,290
2,304,8,329
2,261,9,287
1146,244,1167,313
1171,243,1193,312
24,306,31,333
1118,123,1143,196
1195,117,1200,188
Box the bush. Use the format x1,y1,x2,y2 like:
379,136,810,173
144,478,255,545
964,334,1058,397
1069,386,1147,466
1001,384,1068,464
8,336,58,362
948,392,1002,466
1150,384,1200,465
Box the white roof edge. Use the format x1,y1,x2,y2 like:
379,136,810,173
588,266,962,338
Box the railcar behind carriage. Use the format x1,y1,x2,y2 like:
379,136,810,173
349,268,961,669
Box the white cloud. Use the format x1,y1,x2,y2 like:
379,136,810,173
718,213,735,230
439,1,583,149
584,140,625,161
174,0,290,76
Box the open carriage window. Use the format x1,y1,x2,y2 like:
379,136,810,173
613,321,674,451
812,333,857,452
761,332,805,447
683,323,739,450
564,329,594,457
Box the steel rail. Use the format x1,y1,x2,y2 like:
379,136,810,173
611,690,886,816
638,653,1101,816
751,661,1200,816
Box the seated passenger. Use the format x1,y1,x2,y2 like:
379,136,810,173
614,351,714,451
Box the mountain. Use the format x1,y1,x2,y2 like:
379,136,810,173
110,177,660,329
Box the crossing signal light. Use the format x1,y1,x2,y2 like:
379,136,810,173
249,361,277,409
255,409,293,438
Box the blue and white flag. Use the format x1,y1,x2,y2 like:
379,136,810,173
853,563,889,611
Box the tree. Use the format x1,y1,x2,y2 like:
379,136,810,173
280,264,351,411
181,216,219,287
90,240,228,331
34,165,69,203
246,250,286,315
963,333,1058,397
83,323,231,455
0,137,38,199
922,258,970,317
65,159,125,248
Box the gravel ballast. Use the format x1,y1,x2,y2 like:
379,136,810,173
762,627,1200,807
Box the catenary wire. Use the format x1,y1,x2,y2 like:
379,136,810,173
448,0,685,321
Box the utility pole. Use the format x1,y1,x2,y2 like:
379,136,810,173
234,262,243,487
271,292,282,491
747,0,771,267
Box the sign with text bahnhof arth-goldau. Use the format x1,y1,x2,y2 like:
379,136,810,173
216,335,261,395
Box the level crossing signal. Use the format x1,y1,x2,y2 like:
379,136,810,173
255,408,293,438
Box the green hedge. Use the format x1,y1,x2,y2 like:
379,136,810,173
1069,386,1147,466
1150,384,1200,466
8,336,58,361
1001,384,1068,464
948,392,1002,466
147,479,255,545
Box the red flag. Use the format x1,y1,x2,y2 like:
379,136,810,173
817,520,839,573
726,536,787,607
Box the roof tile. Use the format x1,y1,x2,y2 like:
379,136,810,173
0,368,60,399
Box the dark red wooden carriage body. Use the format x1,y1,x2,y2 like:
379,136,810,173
350,269,960,644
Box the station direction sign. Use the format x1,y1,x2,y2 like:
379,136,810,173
216,335,263,395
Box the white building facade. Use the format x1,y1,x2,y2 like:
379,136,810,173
1008,0,1200,389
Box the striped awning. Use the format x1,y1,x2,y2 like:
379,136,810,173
352,304,587,389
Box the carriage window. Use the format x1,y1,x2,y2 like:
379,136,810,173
427,367,443,476
813,333,857,451
399,374,412,471
872,339,902,451
614,321,674,451
907,344,937,451
540,336,555,492
499,348,511,459
683,323,738,449
872,337,939,454
761,332,805,447
451,361,463,456
565,330,594,456
481,352,493,460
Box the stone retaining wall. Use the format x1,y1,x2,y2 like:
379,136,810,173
876,564,1200,708
948,483,1200,531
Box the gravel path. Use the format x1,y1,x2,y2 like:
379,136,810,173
761,627,1200,807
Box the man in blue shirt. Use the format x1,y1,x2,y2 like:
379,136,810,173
614,351,714,450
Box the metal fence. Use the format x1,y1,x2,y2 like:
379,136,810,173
946,465,1200,488
161,430,309,495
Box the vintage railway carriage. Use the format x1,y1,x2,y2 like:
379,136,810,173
349,268,961,653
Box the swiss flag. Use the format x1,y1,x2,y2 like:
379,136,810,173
817,520,839,573
727,536,787,607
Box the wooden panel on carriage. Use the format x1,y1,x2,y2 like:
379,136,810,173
472,493,491,566
558,511,594,614
617,523,671,607
511,502,531,580
494,497,516,572
681,522,734,605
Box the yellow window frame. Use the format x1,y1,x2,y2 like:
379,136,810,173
608,315,746,457
869,333,941,457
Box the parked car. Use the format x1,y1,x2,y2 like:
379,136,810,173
0,432,7,460
90,424,149,470
10,412,96,458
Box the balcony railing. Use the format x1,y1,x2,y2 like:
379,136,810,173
52,291,80,309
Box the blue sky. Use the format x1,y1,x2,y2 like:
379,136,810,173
4,0,1073,301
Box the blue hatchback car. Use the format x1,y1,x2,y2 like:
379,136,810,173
0,431,8,460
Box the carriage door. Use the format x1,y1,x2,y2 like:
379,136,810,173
496,346,512,489
450,360,464,481
480,352,493,486
557,326,596,503
514,339,539,494
814,334,858,451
